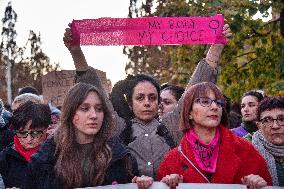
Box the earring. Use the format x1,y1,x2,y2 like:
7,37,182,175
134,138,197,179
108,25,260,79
189,115,192,120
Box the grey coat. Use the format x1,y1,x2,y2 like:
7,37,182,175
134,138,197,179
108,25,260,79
75,59,218,178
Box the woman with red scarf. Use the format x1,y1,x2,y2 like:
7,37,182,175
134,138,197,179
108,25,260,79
0,101,51,189
134,82,272,189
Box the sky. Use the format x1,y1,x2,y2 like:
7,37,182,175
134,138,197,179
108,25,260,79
0,0,130,85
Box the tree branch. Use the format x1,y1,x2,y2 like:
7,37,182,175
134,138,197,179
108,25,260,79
235,51,256,58
238,58,257,70
251,28,271,37
264,18,280,26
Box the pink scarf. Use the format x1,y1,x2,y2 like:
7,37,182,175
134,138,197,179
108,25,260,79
186,127,220,173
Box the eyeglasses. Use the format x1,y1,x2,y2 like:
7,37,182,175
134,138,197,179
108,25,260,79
195,97,225,108
260,115,284,127
15,130,45,138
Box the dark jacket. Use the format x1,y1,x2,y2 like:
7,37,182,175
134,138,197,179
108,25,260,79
0,144,29,188
26,136,139,189
0,107,14,152
0,128,14,152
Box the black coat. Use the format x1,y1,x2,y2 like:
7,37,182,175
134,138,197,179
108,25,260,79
0,128,14,152
26,136,139,189
0,144,29,188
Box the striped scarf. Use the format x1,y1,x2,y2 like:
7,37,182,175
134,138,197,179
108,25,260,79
252,131,284,186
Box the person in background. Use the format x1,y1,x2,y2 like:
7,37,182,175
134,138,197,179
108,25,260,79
47,102,61,136
11,93,43,112
228,102,242,129
0,101,51,189
232,90,264,141
26,83,138,189
134,82,272,189
223,95,242,129
15,87,61,137
0,99,13,152
252,96,284,186
18,86,40,96
158,84,185,117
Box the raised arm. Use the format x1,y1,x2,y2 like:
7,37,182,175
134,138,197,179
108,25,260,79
63,27,126,136
63,27,105,89
162,24,232,143
187,23,231,87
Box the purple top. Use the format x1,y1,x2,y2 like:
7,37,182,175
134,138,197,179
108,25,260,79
231,124,249,138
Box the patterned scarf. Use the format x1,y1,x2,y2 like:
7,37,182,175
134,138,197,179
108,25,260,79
186,127,220,173
252,131,284,186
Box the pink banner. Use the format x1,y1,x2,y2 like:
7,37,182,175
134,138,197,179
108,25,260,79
71,14,227,46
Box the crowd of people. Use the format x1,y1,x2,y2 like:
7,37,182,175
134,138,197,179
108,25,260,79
0,22,282,189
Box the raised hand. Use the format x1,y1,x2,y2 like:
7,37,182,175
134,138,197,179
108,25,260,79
205,23,232,68
62,24,88,71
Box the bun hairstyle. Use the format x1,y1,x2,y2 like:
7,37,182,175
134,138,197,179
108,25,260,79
110,74,160,120
242,90,264,102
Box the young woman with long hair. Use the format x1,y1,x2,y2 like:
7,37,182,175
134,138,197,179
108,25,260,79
26,83,138,189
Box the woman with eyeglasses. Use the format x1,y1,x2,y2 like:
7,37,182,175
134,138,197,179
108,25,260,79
0,101,51,189
252,97,284,186
135,82,272,189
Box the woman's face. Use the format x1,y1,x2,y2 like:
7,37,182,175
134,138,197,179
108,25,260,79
72,91,104,144
159,89,178,116
189,90,223,129
241,95,259,122
132,81,159,123
259,108,284,146
16,120,47,150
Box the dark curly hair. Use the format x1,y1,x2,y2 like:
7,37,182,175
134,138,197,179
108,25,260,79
242,90,264,102
11,101,51,131
257,96,284,121
161,85,185,102
110,74,160,144
110,74,160,121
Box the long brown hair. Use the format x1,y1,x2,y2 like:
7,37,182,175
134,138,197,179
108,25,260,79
54,83,113,188
180,82,228,133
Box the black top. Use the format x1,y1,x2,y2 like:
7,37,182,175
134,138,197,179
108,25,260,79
0,128,14,152
0,144,28,188
25,136,139,189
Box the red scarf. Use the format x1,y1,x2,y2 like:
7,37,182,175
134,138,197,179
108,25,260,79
186,127,220,173
14,136,41,162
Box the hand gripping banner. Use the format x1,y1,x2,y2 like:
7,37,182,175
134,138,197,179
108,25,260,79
71,14,227,46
